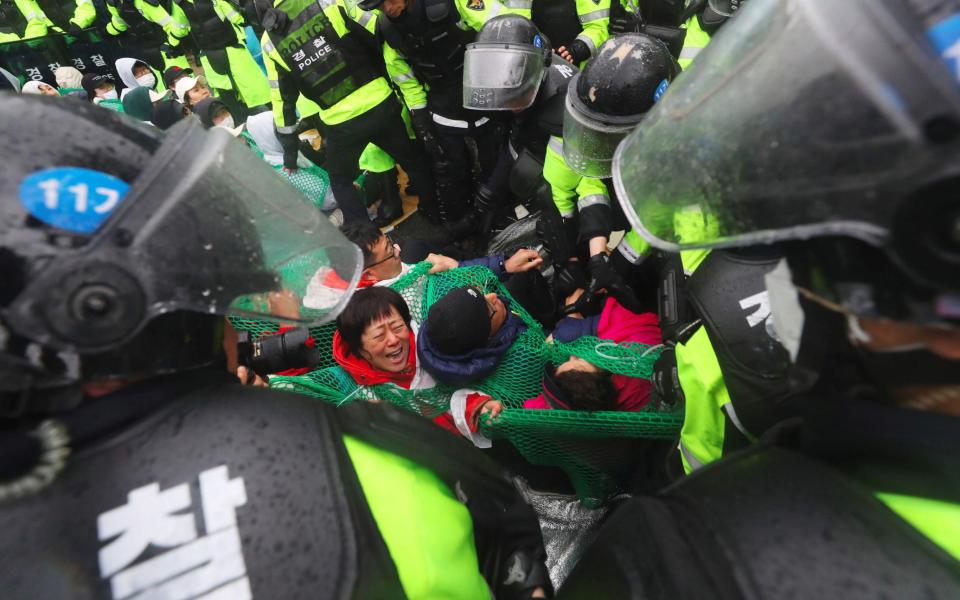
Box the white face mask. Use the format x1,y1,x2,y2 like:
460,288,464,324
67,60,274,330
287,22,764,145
217,116,236,130
100,89,118,100
135,73,156,88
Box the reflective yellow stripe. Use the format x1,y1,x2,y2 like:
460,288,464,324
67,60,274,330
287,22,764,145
392,72,414,83
276,124,297,133
358,10,373,27
157,15,172,25
268,79,279,88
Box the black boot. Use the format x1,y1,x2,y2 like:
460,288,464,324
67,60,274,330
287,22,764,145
447,184,499,239
373,167,404,227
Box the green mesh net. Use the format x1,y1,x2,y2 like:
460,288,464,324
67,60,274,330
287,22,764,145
230,263,683,506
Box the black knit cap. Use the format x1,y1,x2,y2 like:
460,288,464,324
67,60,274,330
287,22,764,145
425,286,490,355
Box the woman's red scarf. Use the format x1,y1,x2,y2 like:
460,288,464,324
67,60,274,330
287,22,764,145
332,329,418,388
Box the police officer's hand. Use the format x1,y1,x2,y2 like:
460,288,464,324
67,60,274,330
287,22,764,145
410,107,445,161
609,11,641,35
557,39,591,64
585,253,643,313
504,248,543,273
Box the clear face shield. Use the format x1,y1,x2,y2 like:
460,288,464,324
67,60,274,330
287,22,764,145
4,117,362,360
562,72,645,179
463,43,547,111
612,0,960,276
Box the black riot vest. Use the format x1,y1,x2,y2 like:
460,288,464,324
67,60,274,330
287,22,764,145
685,249,793,440
177,0,239,50
268,0,380,110
107,0,166,44
531,0,581,50
378,0,471,85
557,445,960,599
0,375,405,599
34,0,74,30
0,0,29,36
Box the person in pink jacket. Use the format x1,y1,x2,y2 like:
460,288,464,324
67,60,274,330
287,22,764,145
463,290,662,436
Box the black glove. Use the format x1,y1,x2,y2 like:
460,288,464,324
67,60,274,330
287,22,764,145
585,253,643,313
67,22,84,35
609,10,641,35
409,107,445,161
556,260,588,300
276,129,300,171
565,38,592,63
652,346,684,407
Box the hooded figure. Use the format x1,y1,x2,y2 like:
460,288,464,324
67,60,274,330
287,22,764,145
193,97,230,128
115,57,159,99
152,98,186,130
82,73,123,112
245,111,309,168
245,111,336,211
418,287,526,388
54,66,83,89
121,86,159,122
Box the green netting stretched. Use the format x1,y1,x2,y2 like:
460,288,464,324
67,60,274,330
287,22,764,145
230,263,683,505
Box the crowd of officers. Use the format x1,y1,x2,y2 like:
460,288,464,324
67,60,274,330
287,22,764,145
1,0,959,597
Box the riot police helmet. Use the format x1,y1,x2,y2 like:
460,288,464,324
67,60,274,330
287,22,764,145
463,15,553,111
613,0,960,296
0,96,362,414
562,33,678,178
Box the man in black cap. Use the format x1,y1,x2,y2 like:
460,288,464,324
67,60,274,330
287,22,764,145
418,285,526,388
162,65,193,90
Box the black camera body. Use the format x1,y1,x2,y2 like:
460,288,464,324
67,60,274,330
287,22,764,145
236,328,321,377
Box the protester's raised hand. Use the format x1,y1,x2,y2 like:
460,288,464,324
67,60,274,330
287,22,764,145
504,248,543,273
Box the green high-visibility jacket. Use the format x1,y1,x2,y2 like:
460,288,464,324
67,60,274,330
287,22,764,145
0,0,49,41
261,0,425,131
678,14,710,69
511,0,610,60
345,436,492,599
544,134,611,240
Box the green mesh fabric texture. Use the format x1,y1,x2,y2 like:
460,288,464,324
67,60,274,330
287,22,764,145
230,263,683,505
275,164,333,212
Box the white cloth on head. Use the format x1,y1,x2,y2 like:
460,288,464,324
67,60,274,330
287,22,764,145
21,81,48,95
174,76,200,103
245,111,312,168
55,66,83,89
